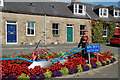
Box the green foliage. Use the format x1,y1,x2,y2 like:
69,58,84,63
17,73,30,80
44,70,52,78
102,61,107,64
96,61,102,67
92,21,117,43
113,56,118,61
105,58,111,63
86,64,92,69
60,67,69,75
77,64,83,72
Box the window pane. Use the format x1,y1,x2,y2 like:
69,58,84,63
31,29,34,35
27,22,35,35
56,25,58,29
56,30,59,34
103,13,107,16
103,31,106,36
52,24,56,29
52,30,56,34
79,5,82,9
28,22,30,28
80,31,83,35
104,9,107,12
79,10,82,13
115,12,118,16
27,28,30,34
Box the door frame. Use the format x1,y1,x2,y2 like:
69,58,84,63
66,25,74,42
6,21,18,44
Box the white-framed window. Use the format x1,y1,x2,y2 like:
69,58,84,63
0,0,4,7
103,25,107,37
52,23,60,37
99,8,108,17
80,25,86,36
26,22,35,36
114,9,120,17
74,4,86,15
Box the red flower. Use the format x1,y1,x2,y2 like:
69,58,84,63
13,52,16,55
52,52,55,54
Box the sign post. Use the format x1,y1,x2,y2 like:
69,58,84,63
86,45,100,64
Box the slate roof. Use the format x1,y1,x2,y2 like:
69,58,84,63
1,2,120,22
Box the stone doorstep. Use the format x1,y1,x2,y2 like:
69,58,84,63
55,60,118,78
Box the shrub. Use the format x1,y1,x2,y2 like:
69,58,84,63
91,63,98,68
52,71,62,77
60,67,69,75
17,73,30,80
106,61,109,65
82,65,90,71
74,68,78,73
105,58,111,63
96,61,102,67
77,64,83,72
113,56,118,61
39,74,45,80
69,69,75,74
110,58,115,63
86,64,92,69
30,75,38,80
44,70,52,78
101,61,106,66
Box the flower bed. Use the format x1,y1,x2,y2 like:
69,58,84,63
1,51,118,80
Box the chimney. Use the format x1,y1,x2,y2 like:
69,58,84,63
71,0,81,2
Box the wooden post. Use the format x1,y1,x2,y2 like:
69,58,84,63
88,53,90,64
97,52,99,61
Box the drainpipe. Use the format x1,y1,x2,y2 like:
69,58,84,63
44,15,46,45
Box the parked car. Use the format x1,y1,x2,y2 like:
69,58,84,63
110,34,120,45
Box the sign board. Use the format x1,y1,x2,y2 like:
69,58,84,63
86,45,100,53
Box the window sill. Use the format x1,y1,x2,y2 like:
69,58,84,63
102,36,107,37
26,35,35,36
53,35,60,37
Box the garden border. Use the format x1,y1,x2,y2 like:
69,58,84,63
55,60,118,78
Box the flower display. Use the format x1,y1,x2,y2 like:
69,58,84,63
106,61,109,65
69,69,75,74
101,61,106,66
1,50,117,79
91,62,98,68
30,75,38,80
82,65,90,71
52,71,62,77
39,74,45,80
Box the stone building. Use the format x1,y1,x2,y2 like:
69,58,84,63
0,1,120,45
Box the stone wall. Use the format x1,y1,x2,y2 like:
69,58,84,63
2,12,91,45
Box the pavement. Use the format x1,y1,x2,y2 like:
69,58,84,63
1,43,120,79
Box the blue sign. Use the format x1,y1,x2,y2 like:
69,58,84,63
86,45,100,53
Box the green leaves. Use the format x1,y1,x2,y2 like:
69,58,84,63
86,64,92,69
96,61,102,67
92,21,117,43
105,58,111,63
60,67,69,75
17,73,30,80
77,64,83,72
44,70,52,78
